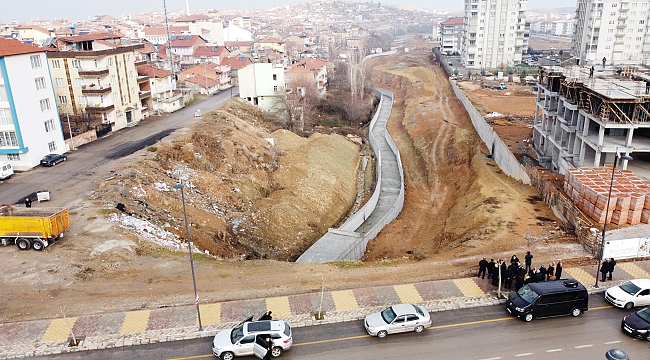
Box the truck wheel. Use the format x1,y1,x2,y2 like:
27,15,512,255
16,238,31,250
32,239,45,251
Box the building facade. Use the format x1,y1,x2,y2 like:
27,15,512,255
572,0,650,66
440,17,464,54
0,39,66,170
238,63,286,112
461,0,529,70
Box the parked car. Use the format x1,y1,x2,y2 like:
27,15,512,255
0,161,13,180
506,279,588,322
212,316,292,360
364,304,432,338
40,154,67,166
606,279,650,310
621,306,650,340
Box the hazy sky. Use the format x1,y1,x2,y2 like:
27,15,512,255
3,0,576,23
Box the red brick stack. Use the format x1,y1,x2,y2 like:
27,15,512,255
564,166,650,225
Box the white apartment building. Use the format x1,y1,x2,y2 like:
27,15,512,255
461,0,529,70
573,0,650,66
440,17,464,54
552,20,575,37
238,63,286,112
0,39,66,170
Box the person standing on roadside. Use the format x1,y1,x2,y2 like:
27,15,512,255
608,258,617,280
600,259,610,282
547,262,555,281
262,335,273,360
488,258,496,280
539,264,547,281
555,260,563,280
478,257,489,279
524,251,533,273
24,197,32,208
511,254,519,265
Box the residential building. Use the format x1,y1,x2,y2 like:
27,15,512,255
168,35,207,67
221,55,253,85
461,0,529,69
173,15,224,46
48,33,148,133
0,38,66,170
440,17,464,54
136,64,181,114
551,20,574,37
286,57,328,98
230,16,252,32
193,45,231,65
258,38,286,53
178,62,231,94
238,62,286,112
572,0,650,66
139,26,191,46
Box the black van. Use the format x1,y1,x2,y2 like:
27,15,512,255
506,279,589,322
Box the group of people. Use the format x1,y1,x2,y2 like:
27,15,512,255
599,258,617,282
477,251,564,292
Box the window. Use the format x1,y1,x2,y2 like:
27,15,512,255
641,20,646,24
40,99,50,112
637,37,643,41
35,77,46,90
44,119,55,132
51,59,60,69
0,109,12,124
7,154,19,160
0,132,18,147
272,74,277,80
71,59,81,68
108,57,114,66
608,29,614,33
58,95,67,104
55,78,64,87
75,78,84,87
131,86,135,95
273,85,278,92
126,54,131,61
78,96,87,105
0,85,6,101
48,141,56,152
111,75,117,84
116,109,123,117
113,92,119,101
30,55,42,68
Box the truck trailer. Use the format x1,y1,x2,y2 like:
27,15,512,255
0,205,70,251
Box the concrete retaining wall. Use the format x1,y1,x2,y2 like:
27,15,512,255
449,81,531,184
65,130,97,151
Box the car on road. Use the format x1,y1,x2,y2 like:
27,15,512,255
364,303,432,338
506,279,588,322
212,316,292,360
40,153,67,166
0,161,13,180
606,279,650,310
621,306,650,340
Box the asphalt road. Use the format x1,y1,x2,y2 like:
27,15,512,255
0,87,238,207
38,296,650,360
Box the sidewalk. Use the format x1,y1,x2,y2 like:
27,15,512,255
2,260,649,359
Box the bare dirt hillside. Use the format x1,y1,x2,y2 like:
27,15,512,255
0,49,589,324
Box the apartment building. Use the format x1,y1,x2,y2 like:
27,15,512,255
238,62,286,112
533,64,650,178
48,33,147,132
573,0,650,66
0,39,66,170
461,0,529,70
440,17,464,54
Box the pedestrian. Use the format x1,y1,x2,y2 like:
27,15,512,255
547,262,555,280
555,260,563,280
259,311,272,320
602,56,607,68
478,257,489,279
501,259,508,284
488,258,495,280
600,259,610,282
539,264,547,281
646,79,650,94
534,268,544,283
589,66,594,78
262,335,273,360
492,260,500,286
608,258,617,280
524,251,533,273
511,254,519,265
24,197,32,208
505,266,514,290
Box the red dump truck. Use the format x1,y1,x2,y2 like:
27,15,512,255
0,204,70,251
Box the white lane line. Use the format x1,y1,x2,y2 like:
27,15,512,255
478,358,502,360
546,349,563,353
575,344,593,349
515,354,533,357
604,341,620,345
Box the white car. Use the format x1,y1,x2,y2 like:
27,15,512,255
605,279,650,310
212,316,292,360
364,304,432,338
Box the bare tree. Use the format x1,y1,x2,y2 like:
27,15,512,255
270,78,320,135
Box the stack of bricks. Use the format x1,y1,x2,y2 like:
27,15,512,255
564,166,650,225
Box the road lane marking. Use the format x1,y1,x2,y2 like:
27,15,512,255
478,357,502,360
604,340,620,345
515,353,533,357
575,344,593,348
546,349,562,352
166,305,615,360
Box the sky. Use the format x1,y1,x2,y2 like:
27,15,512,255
3,0,576,23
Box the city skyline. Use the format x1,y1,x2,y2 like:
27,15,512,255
3,0,575,23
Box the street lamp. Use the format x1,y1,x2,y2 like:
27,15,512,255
173,180,204,331
595,148,633,288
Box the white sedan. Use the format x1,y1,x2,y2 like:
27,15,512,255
605,279,650,310
364,304,432,338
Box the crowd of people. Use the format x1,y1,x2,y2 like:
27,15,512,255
477,251,566,292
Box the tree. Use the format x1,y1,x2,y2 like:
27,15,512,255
480,68,486,76
467,70,473,80
271,79,320,135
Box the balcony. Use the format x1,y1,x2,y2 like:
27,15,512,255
134,59,147,66
78,67,109,77
619,15,628,21
85,103,115,113
137,76,149,84
81,85,112,95
617,23,627,29
139,90,151,99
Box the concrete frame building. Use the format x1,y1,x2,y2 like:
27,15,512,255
238,62,285,112
440,17,464,54
533,64,650,178
461,0,529,70
0,39,66,170
573,0,650,67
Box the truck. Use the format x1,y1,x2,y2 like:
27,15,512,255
0,205,69,251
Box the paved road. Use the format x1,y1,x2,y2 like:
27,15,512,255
38,296,649,360
0,88,238,207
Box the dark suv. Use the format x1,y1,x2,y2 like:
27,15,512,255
506,279,589,322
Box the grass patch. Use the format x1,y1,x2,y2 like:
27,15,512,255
333,261,366,269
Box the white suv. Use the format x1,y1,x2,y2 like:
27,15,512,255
212,316,293,360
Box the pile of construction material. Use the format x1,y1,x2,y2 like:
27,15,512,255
564,166,650,225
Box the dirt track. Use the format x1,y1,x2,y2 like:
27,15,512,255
0,48,589,324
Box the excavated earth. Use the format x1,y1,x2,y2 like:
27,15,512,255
0,46,590,324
